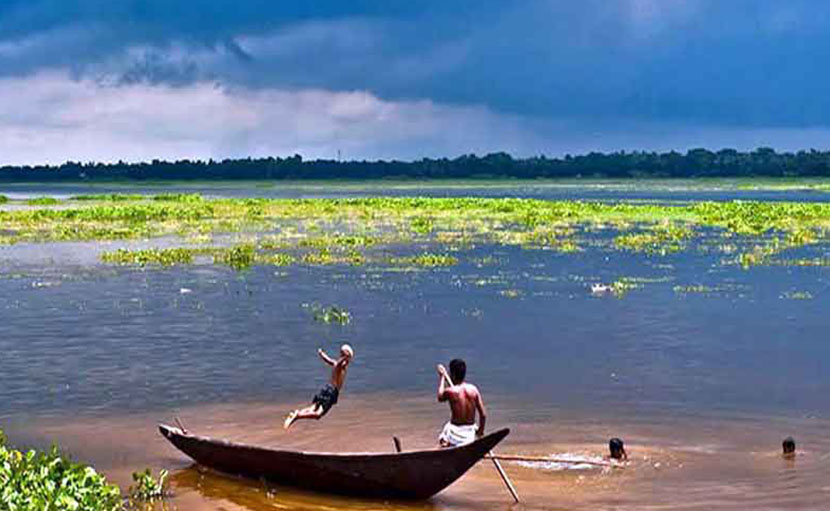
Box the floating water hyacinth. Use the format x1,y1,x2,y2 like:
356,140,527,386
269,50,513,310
129,468,169,502
310,304,352,325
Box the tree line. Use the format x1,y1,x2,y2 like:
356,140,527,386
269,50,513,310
2,148,830,181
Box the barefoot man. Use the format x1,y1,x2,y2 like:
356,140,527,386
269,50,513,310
436,358,487,447
284,344,354,430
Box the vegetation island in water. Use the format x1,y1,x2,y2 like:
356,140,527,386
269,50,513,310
1,193,829,272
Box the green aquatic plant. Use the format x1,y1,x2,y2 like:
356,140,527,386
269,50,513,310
101,248,197,266
410,217,434,235
260,252,297,266
781,290,813,300
25,197,61,206
297,234,380,249
0,195,8,204
128,468,168,502
220,243,255,270
6,196,830,271
614,223,693,255
0,430,123,511
311,304,352,325
151,193,204,203
610,278,642,297
389,252,458,267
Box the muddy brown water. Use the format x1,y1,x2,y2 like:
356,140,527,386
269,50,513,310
12,395,830,511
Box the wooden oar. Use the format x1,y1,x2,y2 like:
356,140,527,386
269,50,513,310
486,453,621,469
439,371,520,503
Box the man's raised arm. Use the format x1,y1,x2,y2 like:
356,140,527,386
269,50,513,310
317,348,336,366
436,364,450,402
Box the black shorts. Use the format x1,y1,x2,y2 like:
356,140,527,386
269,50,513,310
312,383,339,415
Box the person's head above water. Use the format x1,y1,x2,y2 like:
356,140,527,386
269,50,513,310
340,344,354,360
609,438,627,460
783,437,796,456
449,359,466,384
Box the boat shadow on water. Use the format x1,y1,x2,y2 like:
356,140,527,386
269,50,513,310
169,464,443,511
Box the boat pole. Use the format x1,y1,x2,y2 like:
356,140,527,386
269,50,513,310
487,453,619,468
490,452,521,503
440,372,520,503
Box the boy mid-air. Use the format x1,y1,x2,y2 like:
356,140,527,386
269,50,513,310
284,344,354,430
436,358,487,447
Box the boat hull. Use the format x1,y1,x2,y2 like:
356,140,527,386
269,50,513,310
159,424,509,499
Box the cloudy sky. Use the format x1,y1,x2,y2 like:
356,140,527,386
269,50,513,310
1,0,829,164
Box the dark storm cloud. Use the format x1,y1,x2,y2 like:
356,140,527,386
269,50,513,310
2,0,830,127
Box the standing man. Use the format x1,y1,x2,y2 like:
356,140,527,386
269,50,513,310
436,358,487,447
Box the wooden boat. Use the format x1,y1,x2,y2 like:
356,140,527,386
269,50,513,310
159,423,509,499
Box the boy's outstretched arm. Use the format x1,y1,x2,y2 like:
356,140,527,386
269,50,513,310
318,348,336,366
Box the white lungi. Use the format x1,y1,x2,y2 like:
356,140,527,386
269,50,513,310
438,422,477,447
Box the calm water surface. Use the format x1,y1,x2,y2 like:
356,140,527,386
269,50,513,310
1,182,829,510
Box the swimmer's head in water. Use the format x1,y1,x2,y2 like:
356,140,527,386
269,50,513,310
609,438,627,460
449,359,466,384
783,437,796,455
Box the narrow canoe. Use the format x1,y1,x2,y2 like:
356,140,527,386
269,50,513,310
159,424,509,499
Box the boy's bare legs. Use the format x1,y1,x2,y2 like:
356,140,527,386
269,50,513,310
284,404,325,430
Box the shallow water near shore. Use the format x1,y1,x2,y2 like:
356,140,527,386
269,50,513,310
9,397,830,511
2,182,830,510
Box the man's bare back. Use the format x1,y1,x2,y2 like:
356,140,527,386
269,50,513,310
441,382,481,425
436,359,486,447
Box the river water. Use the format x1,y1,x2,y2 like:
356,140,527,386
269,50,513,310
2,182,830,510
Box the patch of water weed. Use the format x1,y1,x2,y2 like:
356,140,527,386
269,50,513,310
781,290,813,300
220,243,255,270
152,193,205,203
410,217,434,235
0,195,8,204
25,196,61,206
389,252,458,267
128,468,169,503
308,304,352,325
298,234,380,249
499,289,522,298
8,197,830,270
614,223,694,254
101,247,197,266
301,248,364,266
260,252,297,266
610,278,641,297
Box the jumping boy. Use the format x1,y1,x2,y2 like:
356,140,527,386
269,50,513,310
284,344,354,430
